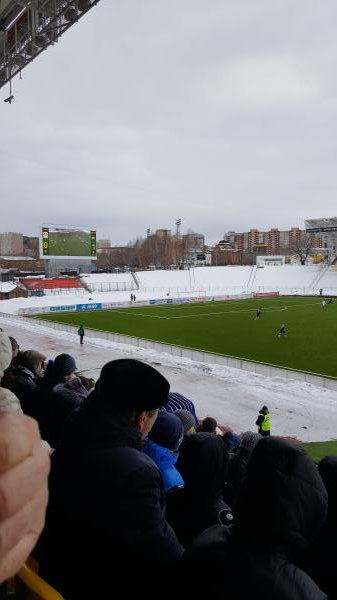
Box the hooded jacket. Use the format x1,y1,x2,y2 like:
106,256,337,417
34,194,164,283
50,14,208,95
183,437,328,599
39,394,182,599
145,439,184,492
304,456,337,598
167,433,231,546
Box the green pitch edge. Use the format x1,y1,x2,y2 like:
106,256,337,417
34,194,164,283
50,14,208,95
31,316,337,384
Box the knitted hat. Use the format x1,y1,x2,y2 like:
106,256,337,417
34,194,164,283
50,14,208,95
98,359,170,411
149,411,184,451
0,333,12,380
174,409,196,434
240,431,261,452
54,353,77,377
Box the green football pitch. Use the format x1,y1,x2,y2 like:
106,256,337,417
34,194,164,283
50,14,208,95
49,231,90,256
36,296,337,378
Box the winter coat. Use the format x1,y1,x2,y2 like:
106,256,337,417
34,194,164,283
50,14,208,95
39,396,182,599
43,376,88,448
145,439,184,492
304,456,337,599
224,447,252,507
167,433,231,547
183,437,328,599
7,364,38,413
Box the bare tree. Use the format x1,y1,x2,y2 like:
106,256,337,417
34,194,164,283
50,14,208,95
291,233,315,265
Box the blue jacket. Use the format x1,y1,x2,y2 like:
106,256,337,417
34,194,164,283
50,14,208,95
145,439,184,493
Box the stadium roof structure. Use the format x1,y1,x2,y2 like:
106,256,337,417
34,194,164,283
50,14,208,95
0,0,101,92
305,217,337,233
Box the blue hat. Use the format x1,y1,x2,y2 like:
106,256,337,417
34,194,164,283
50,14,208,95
149,411,184,451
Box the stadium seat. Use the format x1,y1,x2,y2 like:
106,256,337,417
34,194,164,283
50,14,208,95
11,563,65,600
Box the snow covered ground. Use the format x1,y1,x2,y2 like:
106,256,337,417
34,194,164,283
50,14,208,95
1,314,336,443
1,264,337,314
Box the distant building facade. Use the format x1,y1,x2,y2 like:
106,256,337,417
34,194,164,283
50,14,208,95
0,232,23,256
220,227,322,255
23,236,39,258
97,239,111,249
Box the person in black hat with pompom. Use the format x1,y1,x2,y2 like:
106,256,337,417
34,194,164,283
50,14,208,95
39,353,88,449
39,359,182,600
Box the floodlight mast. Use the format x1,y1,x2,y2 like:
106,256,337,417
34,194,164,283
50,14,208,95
0,0,102,93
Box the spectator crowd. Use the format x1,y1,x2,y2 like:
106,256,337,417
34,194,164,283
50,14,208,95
0,328,335,599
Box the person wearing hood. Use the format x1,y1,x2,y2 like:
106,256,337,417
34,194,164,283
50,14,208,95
167,432,232,547
6,349,46,414
224,431,261,507
39,359,182,599
0,333,22,414
304,456,337,599
183,437,328,599
145,410,184,493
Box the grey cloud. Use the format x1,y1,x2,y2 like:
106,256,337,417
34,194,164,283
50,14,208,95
1,0,337,245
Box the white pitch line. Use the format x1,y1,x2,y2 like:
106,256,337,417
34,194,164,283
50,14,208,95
113,306,290,320
113,300,326,321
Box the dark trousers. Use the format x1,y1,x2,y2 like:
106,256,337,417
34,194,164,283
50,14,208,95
80,335,84,345
259,430,270,437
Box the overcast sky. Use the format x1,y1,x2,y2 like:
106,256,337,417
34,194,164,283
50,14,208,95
1,0,337,245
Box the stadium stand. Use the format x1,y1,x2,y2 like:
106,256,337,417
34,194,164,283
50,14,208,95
20,278,83,295
314,266,337,294
80,272,136,292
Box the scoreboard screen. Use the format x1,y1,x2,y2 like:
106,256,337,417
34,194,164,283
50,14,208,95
41,225,96,258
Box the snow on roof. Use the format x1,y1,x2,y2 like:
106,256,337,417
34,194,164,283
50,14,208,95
0,282,17,293
0,256,35,261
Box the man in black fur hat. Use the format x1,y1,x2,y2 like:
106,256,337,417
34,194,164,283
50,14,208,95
39,359,182,599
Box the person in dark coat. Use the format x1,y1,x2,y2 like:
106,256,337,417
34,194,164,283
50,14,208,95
44,353,88,448
304,456,337,599
77,325,85,345
224,431,260,507
39,359,182,599
7,350,46,414
166,432,232,547
182,437,328,599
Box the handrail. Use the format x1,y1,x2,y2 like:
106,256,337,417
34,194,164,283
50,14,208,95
17,564,65,600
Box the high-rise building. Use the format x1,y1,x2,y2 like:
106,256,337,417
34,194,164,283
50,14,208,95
23,236,39,258
0,232,23,256
97,239,111,249
220,227,322,254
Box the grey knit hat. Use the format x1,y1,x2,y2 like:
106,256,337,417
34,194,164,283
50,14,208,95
54,353,77,377
174,409,196,434
240,431,261,452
